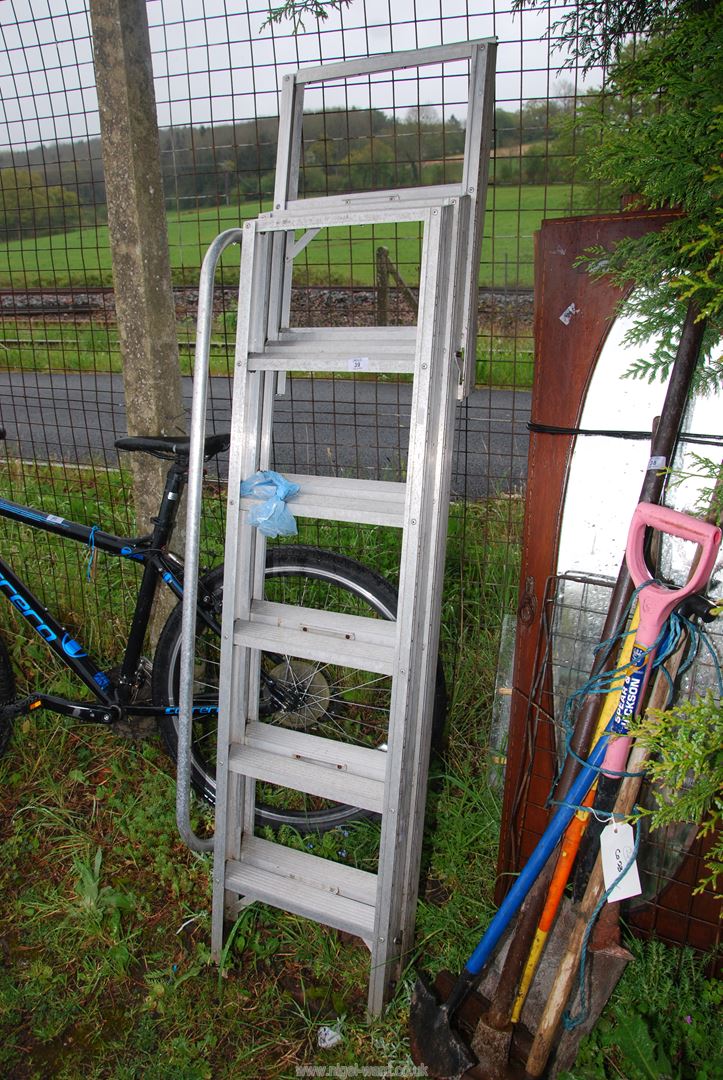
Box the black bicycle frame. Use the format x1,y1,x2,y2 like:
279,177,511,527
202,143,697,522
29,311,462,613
0,456,295,723
0,475,190,719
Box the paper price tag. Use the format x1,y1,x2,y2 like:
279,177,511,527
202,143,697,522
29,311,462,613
347,356,369,372
600,820,642,903
559,302,580,326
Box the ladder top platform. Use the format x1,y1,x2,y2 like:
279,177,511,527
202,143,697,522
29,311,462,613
290,37,496,85
253,200,461,232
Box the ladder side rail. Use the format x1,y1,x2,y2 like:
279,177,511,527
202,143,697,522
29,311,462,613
228,240,275,735
212,501,255,955
212,450,273,939
382,192,484,984
273,72,304,211
177,227,244,855
295,38,495,85
234,372,279,840
395,206,470,964
459,41,497,396
367,203,458,1011
370,202,463,1011
272,71,304,329
212,223,272,952
224,248,279,888
243,367,281,820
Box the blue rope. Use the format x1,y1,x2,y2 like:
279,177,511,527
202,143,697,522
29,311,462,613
687,613,723,696
562,812,643,1031
85,525,99,581
550,582,721,813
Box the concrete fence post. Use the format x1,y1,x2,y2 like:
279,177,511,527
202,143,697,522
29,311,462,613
89,0,187,544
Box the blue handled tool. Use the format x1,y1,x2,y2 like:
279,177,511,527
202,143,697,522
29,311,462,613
410,503,721,1080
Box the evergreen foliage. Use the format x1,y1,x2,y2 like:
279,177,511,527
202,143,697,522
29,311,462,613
516,1,723,377
262,0,352,33
630,693,723,899
517,0,723,902
514,0,700,72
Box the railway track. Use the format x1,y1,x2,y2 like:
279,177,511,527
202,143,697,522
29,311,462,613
0,284,534,332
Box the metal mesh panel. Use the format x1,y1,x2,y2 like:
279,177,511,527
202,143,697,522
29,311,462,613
0,2,577,644
512,570,723,954
0,1,717,957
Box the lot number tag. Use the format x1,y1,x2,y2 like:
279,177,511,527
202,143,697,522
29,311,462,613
600,820,642,903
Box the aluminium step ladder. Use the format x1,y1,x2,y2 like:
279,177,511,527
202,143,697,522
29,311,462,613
178,40,496,1014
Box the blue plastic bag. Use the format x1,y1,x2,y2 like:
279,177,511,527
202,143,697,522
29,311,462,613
239,470,300,538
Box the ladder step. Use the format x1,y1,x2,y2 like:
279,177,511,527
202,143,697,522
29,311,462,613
249,349,416,375
249,326,417,375
233,600,396,674
273,327,417,349
242,474,406,527
226,835,378,941
229,721,386,813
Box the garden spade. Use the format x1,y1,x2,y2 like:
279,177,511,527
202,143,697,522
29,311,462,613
409,503,721,1080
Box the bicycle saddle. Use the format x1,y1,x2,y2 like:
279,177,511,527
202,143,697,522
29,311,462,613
115,433,230,460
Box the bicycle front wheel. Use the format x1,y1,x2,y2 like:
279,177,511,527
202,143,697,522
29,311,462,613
153,545,446,833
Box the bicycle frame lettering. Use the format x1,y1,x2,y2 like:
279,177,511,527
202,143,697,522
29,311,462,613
0,493,188,709
0,571,57,642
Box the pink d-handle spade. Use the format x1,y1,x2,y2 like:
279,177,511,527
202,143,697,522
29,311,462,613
570,502,721,902
602,502,722,777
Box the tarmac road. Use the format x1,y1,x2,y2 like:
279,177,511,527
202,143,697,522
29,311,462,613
0,371,530,500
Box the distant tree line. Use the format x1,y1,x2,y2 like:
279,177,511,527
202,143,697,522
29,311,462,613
0,166,82,243
0,94,591,240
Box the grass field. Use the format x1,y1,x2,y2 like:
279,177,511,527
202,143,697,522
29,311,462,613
0,182,569,389
0,462,512,1076
0,317,535,389
0,461,719,1078
0,185,601,291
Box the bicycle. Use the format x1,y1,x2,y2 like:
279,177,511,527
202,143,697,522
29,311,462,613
0,429,445,833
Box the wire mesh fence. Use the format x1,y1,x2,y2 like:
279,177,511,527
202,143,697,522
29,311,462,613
0,1,718,955
1,0,601,666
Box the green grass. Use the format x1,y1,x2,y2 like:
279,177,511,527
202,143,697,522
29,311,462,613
0,322,123,375
0,202,263,290
0,184,550,388
475,334,535,390
0,319,217,377
0,185,600,290
0,459,518,1076
0,322,534,387
559,938,722,1080
1,460,716,1078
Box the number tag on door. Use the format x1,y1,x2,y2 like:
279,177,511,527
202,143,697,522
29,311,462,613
600,820,642,903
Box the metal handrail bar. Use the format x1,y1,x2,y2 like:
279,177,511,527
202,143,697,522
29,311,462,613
176,227,244,852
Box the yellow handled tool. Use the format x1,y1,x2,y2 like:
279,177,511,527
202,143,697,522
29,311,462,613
510,605,641,1023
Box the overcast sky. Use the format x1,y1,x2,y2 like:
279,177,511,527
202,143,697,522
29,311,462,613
0,1,593,151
